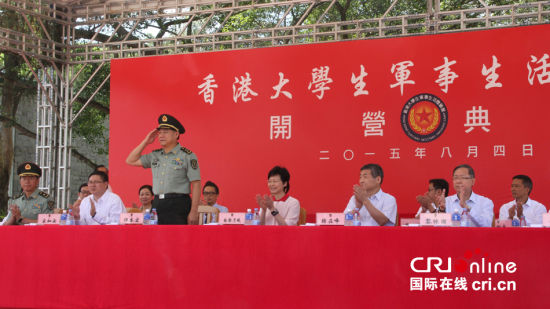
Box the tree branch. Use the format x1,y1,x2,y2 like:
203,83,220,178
74,28,141,43
74,97,110,114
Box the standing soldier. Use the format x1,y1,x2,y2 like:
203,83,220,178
126,114,201,224
3,162,54,225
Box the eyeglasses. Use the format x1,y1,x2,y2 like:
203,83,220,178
88,180,104,185
452,176,472,181
203,192,217,196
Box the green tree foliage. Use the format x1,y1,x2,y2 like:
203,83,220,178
71,62,111,154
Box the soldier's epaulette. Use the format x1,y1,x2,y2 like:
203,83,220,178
39,191,50,198
153,148,163,153
181,147,193,154
13,192,23,199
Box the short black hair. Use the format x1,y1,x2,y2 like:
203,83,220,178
429,179,449,197
453,164,475,178
79,183,88,193
360,163,384,184
89,171,108,183
513,175,533,195
268,166,290,193
203,181,219,194
139,184,154,195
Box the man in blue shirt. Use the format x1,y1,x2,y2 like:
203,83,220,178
444,164,494,227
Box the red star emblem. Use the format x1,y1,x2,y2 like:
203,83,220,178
416,108,432,123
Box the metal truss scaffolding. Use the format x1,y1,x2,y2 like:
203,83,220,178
0,0,549,207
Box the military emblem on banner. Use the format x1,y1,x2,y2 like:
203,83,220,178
401,93,448,143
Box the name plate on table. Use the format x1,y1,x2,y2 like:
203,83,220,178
419,213,452,226
543,213,550,227
37,214,61,225
120,213,144,225
316,213,344,226
219,212,245,225
401,218,420,226
495,219,512,227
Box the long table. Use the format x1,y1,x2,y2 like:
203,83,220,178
0,225,548,308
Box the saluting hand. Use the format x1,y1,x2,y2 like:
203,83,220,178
144,129,159,145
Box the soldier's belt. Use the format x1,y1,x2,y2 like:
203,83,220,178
155,193,189,200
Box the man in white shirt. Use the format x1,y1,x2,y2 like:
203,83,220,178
344,163,397,226
95,165,113,192
74,171,126,225
499,175,547,225
415,178,449,218
443,164,494,227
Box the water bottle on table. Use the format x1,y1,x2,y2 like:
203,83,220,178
460,209,469,227
245,209,253,225
344,210,353,226
150,208,158,225
67,209,74,225
60,210,67,225
252,208,260,225
143,209,151,225
451,209,461,227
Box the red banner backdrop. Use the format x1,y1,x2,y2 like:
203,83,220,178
110,25,550,217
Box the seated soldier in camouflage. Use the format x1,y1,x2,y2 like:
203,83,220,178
3,162,54,225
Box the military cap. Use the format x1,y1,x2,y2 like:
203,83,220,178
17,162,42,177
157,114,185,134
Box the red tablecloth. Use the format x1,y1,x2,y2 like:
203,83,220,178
0,225,548,308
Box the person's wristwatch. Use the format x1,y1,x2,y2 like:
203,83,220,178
17,218,23,224
271,210,279,216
